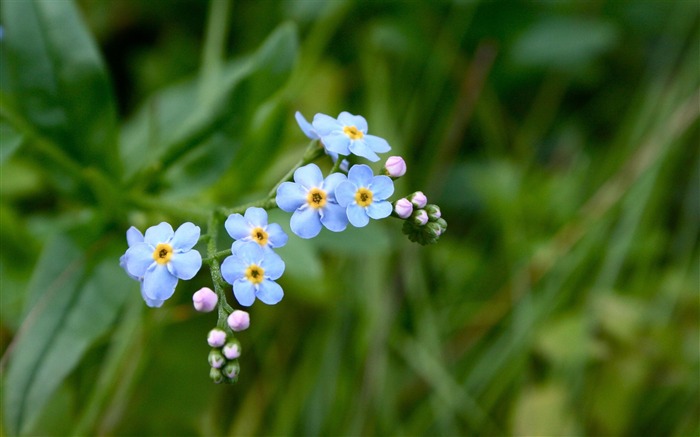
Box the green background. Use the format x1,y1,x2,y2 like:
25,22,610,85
1,0,698,435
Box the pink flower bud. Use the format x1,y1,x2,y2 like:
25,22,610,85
207,328,227,347
412,210,429,226
384,156,407,178
223,341,241,360
394,198,413,219
227,310,250,332
193,287,218,312
410,191,428,208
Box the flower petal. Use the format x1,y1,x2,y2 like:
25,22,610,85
322,132,351,156
364,134,391,153
295,111,319,139
261,250,285,280
266,223,288,248
233,279,256,307
290,207,322,239
225,213,250,240
221,254,247,285
334,180,356,207
276,181,307,212
171,222,200,251
126,227,144,247
369,175,394,200
244,207,268,227
256,280,284,305
320,202,349,232
140,284,165,308
312,113,342,135
338,112,368,133
125,243,155,278
167,249,202,280
348,164,374,187
367,200,393,220
293,163,324,188
347,203,370,227
323,172,347,195
232,241,264,264
349,139,380,162
142,264,178,301
144,222,174,246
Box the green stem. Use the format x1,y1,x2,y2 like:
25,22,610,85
206,213,234,331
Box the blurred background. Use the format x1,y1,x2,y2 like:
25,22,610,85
1,0,698,435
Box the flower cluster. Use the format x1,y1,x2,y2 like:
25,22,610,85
120,109,446,384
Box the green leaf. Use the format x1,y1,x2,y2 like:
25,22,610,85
3,237,132,435
0,120,23,163
1,0,120,176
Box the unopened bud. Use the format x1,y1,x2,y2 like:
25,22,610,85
193,287,218,312
409,191,427,208
384,156,407,178
425,222,442,238
210,367,224,384
223,341,241,360
424,204,441,220
411,210,429,226
394,198,413,219
208,349,225,369
227,310,250,332
223,361,240,379
207,328,227,348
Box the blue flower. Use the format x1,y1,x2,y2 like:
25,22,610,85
123,222,202,304
225,207,288,252
221,241,285,306
276,163,348,238
296,111,348,170
119,226,165,308
312,111,391,162
335,164,395,227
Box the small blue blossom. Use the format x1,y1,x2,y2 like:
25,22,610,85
120,226,165,307
123,222,202,304
335,164,395,227
221,241,285,306
312,111,391,162
225,207,288,252
276,163,348,238
296,111,348,170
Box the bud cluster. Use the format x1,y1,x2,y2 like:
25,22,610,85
397,192,447,245
207,328,241,384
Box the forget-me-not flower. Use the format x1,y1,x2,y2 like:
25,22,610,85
120,226,165,307
276,163,348,238
123,222,202,304
296,111,348,170
312,111,391,162
225,207,288,252
335,164,395,227
221,241,285,306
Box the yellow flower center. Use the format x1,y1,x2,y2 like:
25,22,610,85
250,227,269,246
152,243,173,265
355,187,373,207
343,125,364,140
245,264,264,284
307,187,327,209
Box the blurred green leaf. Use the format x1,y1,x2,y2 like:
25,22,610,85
3,237,131,435
0,0,120,176
0,120,23,163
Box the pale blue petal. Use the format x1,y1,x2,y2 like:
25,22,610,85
225,213,250,240
323,172,347,194
295,111,319,139
365,134,391,153
348,164,374,187
233,279,256,307
244,207,268,227
347,203,370,227
367,200,393,220
322,132,351,155
167,249,202,280
321,202,349,232
312,113,342,135
141,284,165,308
171,222,200,251
256,280,284,305
369,175,394,200
143,264,178,301
261,250,285,280
233,241,264,264
334,180,357,207
294,163,324,188
144,222,173,246
120,254,140,281
338,112,368,133
349,140,380,162
266,223,288,248
221,254,247,285
291,207,322,239
125,243,155,278
126,227,144,247
276,182,307,212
